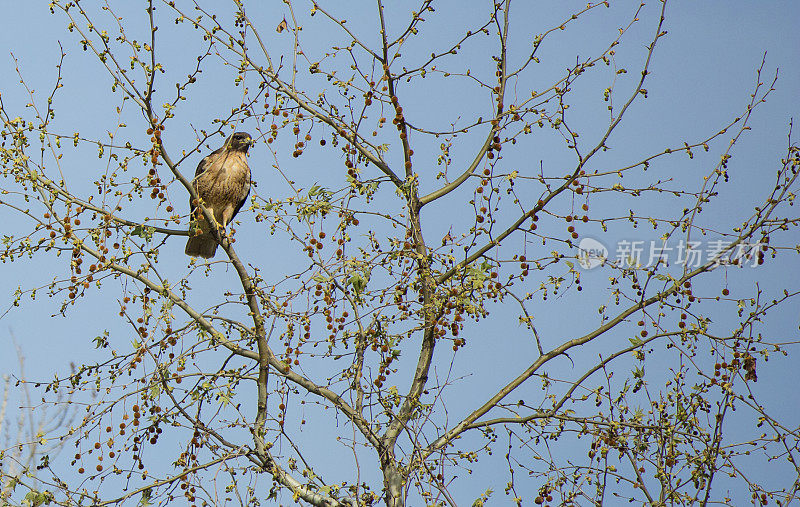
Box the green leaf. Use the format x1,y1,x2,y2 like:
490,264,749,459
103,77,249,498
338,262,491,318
131,225,155,241
139,488,153,507
93,331,109,349
348,273,366,294
24,490,54,506
472,488,494,507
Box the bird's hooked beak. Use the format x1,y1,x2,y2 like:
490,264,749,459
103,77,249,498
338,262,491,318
242,136,254,154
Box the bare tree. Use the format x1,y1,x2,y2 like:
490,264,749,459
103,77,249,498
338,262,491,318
1,337,76,506
0,1,798,506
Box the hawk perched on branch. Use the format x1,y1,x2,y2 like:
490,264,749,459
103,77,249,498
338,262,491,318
184,132,253,259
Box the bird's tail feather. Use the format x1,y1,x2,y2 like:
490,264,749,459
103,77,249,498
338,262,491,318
185,233,218,259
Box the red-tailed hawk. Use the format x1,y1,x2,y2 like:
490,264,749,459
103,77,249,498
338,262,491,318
185,132,253,258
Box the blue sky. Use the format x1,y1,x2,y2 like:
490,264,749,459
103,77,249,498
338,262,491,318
1,1,799,505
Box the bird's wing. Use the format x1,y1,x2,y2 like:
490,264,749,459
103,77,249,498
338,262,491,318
189,147,223,213
194,147,223,177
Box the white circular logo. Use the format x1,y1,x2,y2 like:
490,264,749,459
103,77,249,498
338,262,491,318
577,238,608,270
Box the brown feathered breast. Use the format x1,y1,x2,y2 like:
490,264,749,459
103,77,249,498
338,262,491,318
185,132,252,259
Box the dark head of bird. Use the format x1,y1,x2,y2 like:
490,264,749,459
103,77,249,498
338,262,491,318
227,132,253,152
